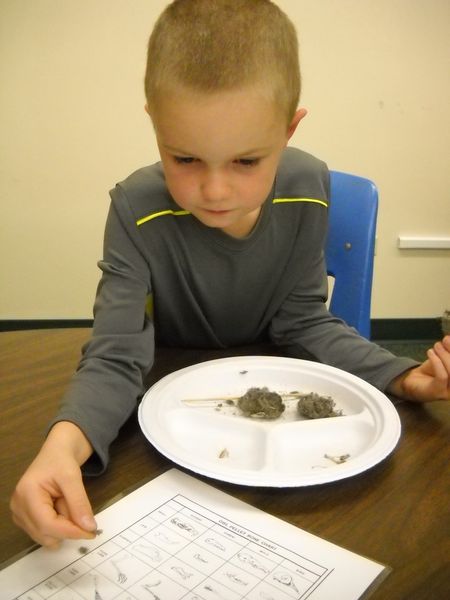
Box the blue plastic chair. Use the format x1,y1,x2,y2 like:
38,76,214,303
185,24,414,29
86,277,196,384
325,171,379,339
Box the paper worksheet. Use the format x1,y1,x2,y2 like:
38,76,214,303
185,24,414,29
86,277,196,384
1,469,388,600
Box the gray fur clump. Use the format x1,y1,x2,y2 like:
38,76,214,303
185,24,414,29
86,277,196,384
297,393,343,419
238,387,285,419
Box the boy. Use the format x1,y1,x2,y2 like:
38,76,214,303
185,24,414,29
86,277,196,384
11,0,449,548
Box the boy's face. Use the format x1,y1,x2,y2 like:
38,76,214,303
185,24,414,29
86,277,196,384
148,87,305,238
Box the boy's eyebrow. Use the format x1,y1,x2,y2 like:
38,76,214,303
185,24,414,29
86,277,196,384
162,144,192,155
163,144,271,157
236,146,271,157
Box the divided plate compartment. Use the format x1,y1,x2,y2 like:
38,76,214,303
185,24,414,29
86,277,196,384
138,356,401,487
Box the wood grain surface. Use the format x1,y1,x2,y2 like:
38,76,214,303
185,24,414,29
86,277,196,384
1,329,449,599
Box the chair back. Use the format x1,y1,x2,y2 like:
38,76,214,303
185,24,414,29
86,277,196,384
325,171,378,338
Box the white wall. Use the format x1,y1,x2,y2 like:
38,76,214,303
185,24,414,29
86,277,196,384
1,0,449,319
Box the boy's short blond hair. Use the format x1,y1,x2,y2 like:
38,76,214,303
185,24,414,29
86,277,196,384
145,0,300,123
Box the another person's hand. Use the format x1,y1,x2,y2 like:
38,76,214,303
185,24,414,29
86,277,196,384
10,421,97,548
388,335,450,402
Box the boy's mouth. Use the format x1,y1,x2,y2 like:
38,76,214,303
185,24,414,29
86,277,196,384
201,208,233,215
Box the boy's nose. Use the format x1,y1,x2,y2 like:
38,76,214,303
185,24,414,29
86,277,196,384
200,170,230,204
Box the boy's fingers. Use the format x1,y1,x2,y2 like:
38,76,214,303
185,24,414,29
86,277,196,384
54,496,71,519
11,474,96,546
433,340,450,372
58,473,97,534
54,497,97,537
426,349,450,400
427,349,446,381
430,348,449,382
12,500,94,547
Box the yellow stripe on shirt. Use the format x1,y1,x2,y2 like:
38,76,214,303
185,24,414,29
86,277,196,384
136,198,326,226
273,197,328,208
136,209,191,226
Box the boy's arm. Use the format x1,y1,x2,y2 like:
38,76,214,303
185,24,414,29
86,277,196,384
272,282,449,402
12,199,154,545
47,199,154,473
270,265,419,394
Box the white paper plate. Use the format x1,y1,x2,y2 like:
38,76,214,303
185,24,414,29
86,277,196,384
138,356,401,487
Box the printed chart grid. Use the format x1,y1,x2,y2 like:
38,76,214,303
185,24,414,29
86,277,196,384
17,494,332,600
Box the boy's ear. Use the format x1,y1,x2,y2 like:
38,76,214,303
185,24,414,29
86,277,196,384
286,108,307,140
144,103,150,116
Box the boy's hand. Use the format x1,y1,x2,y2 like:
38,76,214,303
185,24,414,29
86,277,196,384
10,421,97,548
388,335,450,402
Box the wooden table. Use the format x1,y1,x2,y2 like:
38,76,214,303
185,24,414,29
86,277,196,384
1,328,449,599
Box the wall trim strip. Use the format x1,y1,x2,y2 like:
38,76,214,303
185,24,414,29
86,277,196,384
0,318,443,340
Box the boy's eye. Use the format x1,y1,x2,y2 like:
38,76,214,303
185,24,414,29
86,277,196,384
174,156,197,164
235,158,260,167
173,156,260,167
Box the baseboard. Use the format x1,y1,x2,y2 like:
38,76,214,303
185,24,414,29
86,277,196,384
0,319,93,331
370,318,442,341
0,317,443,340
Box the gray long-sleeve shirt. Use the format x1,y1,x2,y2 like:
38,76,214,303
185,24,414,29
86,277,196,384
52,147,417,472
